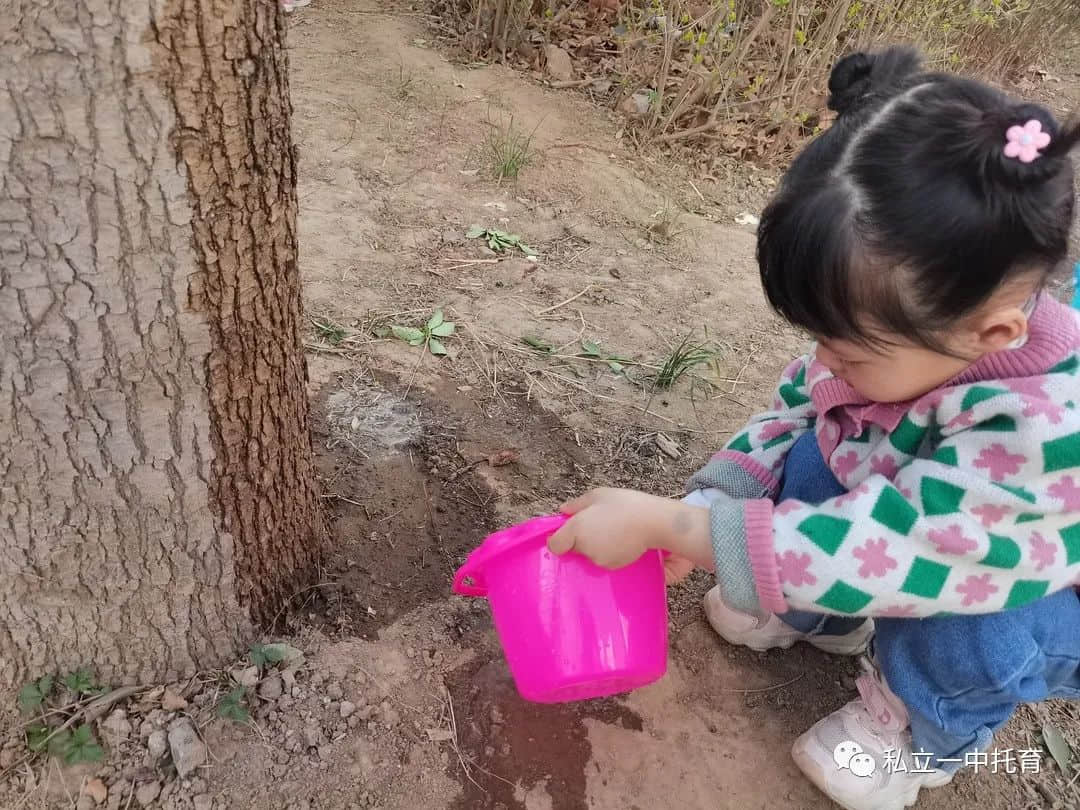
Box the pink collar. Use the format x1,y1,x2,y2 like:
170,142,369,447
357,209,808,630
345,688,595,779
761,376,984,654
811,295,1079,435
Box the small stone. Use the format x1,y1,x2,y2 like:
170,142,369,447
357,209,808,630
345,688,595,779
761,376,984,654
381,703,401,729
148,730,168,760
303,725,323,748
0,748,16,769
231,667,260,688
102,708,133,741
193,795,213,810
168,719,207,778
318,745,332,760
271,762,288,778
340,701,357,719
77,795,95,810
326,682,344,701
189,777,207,795
84,778,108,805
619,91,652,118
135,781,161,808
291,687,302,698
347,716,360,729
543,44,574,81
258,675,283,701
161,688,188,711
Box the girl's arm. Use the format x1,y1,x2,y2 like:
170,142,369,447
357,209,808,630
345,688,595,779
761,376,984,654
688,355,818,502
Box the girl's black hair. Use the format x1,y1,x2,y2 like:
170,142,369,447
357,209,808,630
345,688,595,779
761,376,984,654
758,46,1080,350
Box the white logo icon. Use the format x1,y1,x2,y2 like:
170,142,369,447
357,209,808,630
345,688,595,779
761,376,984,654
834,741,877,778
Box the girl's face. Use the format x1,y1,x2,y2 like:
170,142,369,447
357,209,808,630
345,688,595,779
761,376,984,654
813,283,1037,403
814,338,971,403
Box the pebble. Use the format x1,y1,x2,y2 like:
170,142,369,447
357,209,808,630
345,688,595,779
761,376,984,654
259,675,284,701
135,781,161,808
102,708,133,741
0,748,16,769
148,730,169,760
303,725,323,748
168,719,208,778
347,716,360,729
318,744,332,760
77,796,96,810
193,795,213,810
84,778,108,805
340,701,357,719
543,44,574,81
326,682,344,700
162,688,188,711
231,666,260,688
189,777,207,794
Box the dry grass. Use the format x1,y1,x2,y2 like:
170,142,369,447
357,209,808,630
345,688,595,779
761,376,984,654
430,0,1080,160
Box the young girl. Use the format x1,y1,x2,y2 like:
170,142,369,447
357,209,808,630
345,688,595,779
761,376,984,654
548,47,1080,810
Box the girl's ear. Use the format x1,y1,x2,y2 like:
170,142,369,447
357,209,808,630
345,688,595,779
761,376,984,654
970,304,1030,354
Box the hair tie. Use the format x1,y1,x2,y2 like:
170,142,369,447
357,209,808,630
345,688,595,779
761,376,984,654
1004,119,1051,163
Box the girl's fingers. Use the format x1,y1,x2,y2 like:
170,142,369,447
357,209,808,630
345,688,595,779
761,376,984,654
558,490,599,515
547,522,577,556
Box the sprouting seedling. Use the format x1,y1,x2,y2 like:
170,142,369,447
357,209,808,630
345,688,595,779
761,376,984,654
249,643,288,672
217,687,250,724
654,336,721,389
466,226,537,258
49,725,104,765
391,309,456,356
61,668,104,696
312,317,348,346
17,675,53,715
578,339,632,374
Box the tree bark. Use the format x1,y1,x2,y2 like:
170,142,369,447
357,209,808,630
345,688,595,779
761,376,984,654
0,0,323,694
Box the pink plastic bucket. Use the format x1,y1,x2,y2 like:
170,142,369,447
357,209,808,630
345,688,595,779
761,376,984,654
452,515,668,703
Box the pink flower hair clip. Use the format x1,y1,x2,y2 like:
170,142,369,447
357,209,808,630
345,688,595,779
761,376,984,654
1004,119,1051,164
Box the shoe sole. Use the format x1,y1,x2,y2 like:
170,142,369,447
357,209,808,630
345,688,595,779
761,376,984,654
791,738,953,810
704,591,874,656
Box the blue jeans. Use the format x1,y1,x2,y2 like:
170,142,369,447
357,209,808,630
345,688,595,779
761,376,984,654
777,431,1080,768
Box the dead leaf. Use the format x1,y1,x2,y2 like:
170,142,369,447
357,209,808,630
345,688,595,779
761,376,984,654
1043,723,1073,772
161,687,188,711
488,449,520,467
655,433,681,459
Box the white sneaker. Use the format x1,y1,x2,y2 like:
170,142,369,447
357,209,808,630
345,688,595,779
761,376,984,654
791,658,954,810
703,585,873,655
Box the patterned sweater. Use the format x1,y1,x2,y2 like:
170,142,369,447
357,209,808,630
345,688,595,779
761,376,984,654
687,296,1080,618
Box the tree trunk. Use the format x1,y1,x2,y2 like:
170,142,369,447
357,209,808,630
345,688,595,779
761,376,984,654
0,0,323,694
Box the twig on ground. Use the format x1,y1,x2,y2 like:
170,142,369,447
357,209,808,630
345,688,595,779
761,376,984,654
718,673,804,694
534,285,592,316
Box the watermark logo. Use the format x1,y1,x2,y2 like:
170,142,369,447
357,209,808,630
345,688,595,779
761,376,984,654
833,742,876,778
833,743,1044,778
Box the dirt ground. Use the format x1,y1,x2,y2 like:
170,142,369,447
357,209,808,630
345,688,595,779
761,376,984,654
3,1,1080,809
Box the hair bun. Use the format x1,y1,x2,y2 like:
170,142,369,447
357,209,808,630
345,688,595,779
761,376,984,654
827,47,923,115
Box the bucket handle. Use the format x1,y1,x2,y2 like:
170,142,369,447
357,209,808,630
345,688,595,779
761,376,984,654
452,559,487,597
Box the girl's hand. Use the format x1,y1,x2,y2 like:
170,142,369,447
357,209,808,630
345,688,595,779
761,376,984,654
547,488,714,574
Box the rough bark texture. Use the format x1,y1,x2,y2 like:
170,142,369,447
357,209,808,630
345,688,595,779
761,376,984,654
0,0,323,695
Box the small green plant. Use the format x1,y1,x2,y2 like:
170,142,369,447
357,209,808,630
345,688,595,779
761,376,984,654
394,63,415,100
466,226,536,257
49,725,105,765
18,675,53,714
217,687,251,724
312,317,348,346
62,668,104,696
521,336,553,353
391,309,456,356
484,115,536,180
249,643,289,672
654,336,721,389
578,339,631,374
